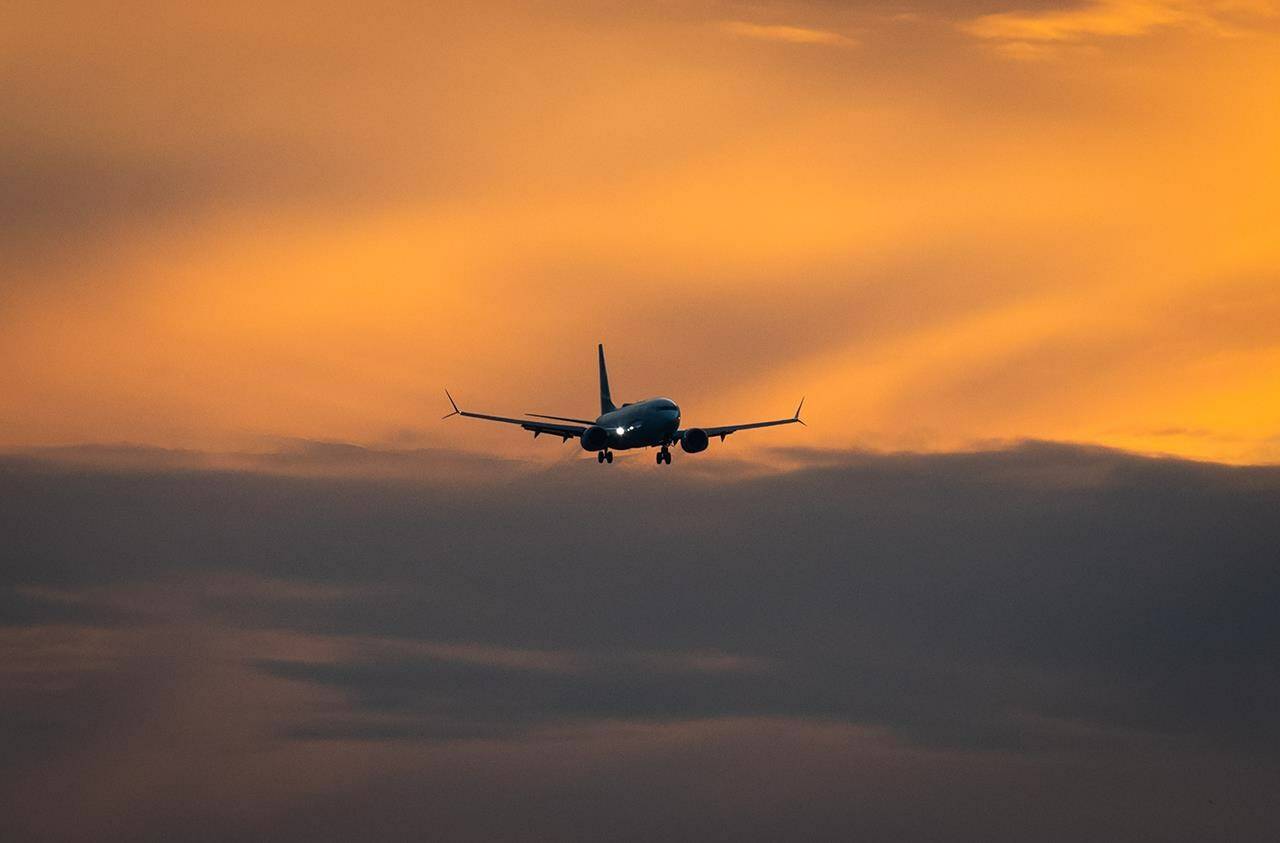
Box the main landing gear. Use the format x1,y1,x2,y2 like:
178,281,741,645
597,450,613,464
656,447,671,465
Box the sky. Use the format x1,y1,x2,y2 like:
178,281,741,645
3,1,1280,840
3,0,1279,463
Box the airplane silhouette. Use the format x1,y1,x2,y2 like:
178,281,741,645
445,344,804,464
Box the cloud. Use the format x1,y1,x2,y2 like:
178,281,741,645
720,20,859,47
3,443,1280,838
9,440,530,481
5,442,1279,741
0,625,136,691
962,0,1279,45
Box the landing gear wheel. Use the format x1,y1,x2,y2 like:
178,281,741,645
658,449,671,465
605,451,613,464
598,451,605,463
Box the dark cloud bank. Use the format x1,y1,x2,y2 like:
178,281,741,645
2,442,1278,841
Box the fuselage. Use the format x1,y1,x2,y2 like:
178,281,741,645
596,397,680,450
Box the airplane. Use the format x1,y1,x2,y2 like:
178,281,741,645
443,344,804,465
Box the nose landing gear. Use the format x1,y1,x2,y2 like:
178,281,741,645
656,447,671,465
597,450,613,464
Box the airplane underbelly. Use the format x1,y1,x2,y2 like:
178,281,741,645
608,418,678,450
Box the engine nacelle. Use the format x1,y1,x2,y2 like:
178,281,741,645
580,426,609,452
680,428,709,454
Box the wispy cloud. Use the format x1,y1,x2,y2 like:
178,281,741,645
963,0,1278,46
721,20,858,47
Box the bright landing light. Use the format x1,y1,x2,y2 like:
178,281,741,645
615,427,625,435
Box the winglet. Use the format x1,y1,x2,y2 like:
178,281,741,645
794,396,806,427
442,388,461,419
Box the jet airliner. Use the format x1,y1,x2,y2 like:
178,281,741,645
444,344,804,464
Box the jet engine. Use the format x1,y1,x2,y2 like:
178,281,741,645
680,428,709,453
580,426,609,452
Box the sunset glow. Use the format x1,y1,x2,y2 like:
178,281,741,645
4,2,1279,464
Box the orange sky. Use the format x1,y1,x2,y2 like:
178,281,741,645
3,1,1279,464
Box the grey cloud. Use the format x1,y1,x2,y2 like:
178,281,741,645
3,441,1280,840
4,442,1279,746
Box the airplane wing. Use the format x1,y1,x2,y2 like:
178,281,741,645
443,390,588,441
525,412,598,424
680,398,806,442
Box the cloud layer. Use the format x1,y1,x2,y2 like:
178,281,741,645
3,443,1279,840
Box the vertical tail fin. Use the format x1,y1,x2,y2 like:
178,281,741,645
598,343,616,414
